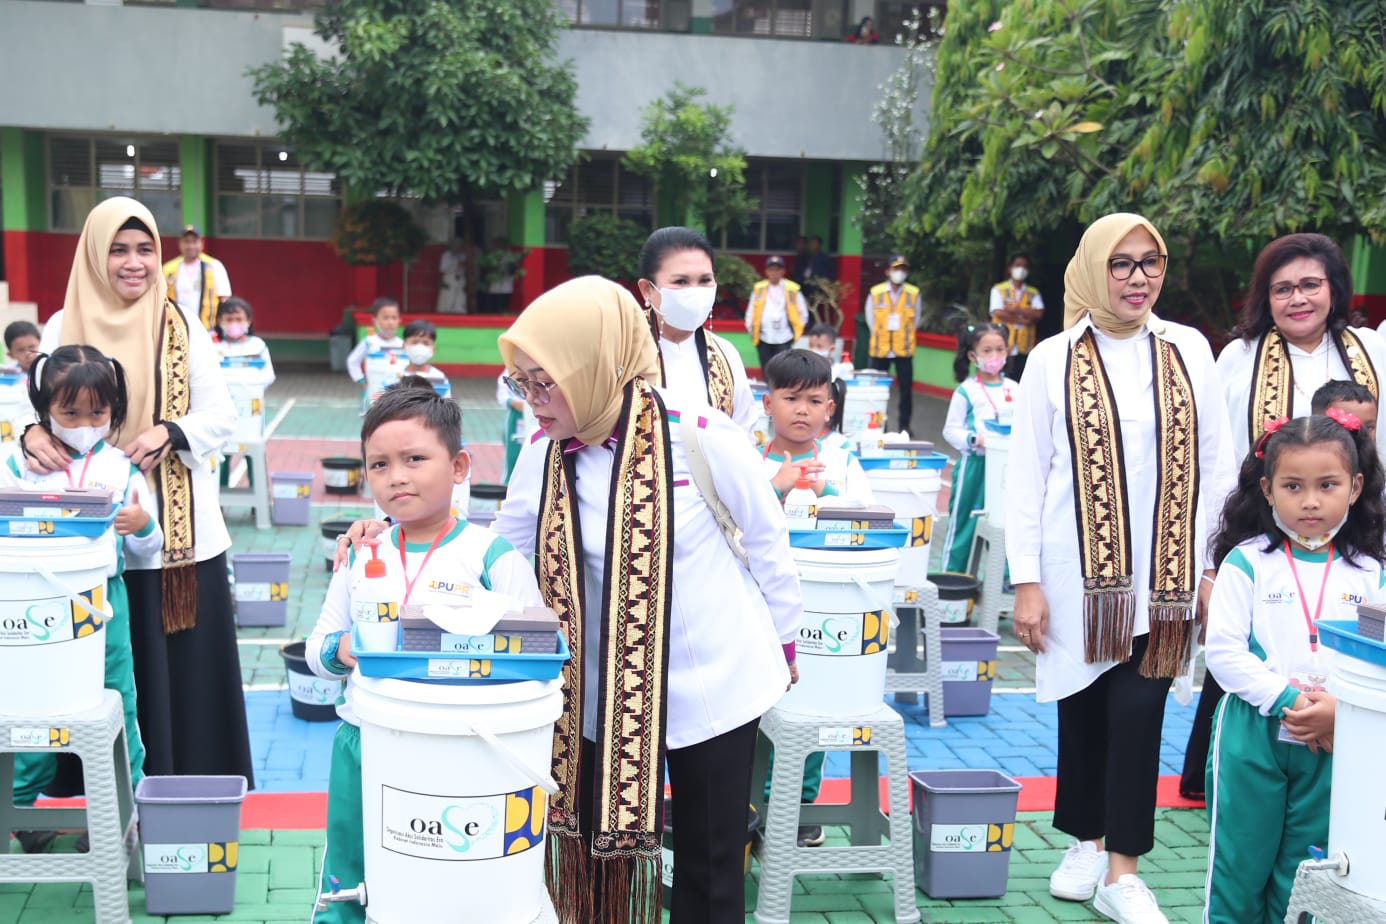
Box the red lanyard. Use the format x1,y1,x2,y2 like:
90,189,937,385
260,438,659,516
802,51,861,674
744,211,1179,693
64,451,94,490
763,441,818,462
1282,540,1334,653
975,376,1009,418
397,518,455,606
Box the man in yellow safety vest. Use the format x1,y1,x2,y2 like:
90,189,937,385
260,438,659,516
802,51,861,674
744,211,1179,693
163,225,232,332
863,254,920,432
745,255,807,371
989,253,1045,380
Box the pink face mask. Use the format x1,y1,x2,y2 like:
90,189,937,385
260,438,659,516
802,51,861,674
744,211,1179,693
977,355,1007,376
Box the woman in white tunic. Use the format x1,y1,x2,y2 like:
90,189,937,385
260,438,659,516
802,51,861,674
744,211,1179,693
1007,213,1235,924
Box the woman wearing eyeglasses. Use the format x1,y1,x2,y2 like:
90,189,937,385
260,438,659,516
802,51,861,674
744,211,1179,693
1006,213,1236,924
1217,232,1386,462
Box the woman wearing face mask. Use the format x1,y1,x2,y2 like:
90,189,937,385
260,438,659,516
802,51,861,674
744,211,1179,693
1007,214,1235,923
25,197,253,786
636,227,758,438
989,254,1045,381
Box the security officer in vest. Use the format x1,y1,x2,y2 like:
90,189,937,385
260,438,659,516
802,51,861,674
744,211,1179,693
745,255,807,370
988,253,1045,380
164,225,233,332
863,254,921,432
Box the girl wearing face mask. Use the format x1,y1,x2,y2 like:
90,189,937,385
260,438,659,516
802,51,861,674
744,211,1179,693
400,318,451,399
940,324,1018,571
214,297,276,388
636,227,759,438
1,345,163,848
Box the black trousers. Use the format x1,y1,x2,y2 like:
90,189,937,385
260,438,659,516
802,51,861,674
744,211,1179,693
869,355,915,432
1007,352,1029,383
1054,633,1172,856
756,341,792,373
580,718,759,923
1180,674,1224,797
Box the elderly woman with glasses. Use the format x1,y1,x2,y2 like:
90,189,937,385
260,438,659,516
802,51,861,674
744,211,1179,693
1007,213,1236,924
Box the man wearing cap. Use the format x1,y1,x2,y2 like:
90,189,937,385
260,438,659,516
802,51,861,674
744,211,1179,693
864,255,921,431
746,255,807,370
163,225,232,331
989,253,1045,380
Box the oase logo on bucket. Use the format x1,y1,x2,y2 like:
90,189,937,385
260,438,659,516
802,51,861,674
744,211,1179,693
288,671,344,705
380,785,546,862
929,823,1014,853
797,610,889,656
143,843,209,874
0,600,80,646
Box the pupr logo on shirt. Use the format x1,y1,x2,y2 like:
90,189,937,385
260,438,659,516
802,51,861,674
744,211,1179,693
427,579,474,599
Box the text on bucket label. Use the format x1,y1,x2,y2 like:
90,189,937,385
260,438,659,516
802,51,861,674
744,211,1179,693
929,823,1014,853
142,842,238,874
379,784,546,861
288,671,343,706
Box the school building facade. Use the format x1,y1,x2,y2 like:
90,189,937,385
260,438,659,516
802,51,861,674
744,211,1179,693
0,0,938,367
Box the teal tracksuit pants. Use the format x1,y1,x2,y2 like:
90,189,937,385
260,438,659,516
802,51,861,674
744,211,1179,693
315,721,365,924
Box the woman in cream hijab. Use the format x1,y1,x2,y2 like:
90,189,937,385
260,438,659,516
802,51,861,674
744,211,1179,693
493,276,802,924
25,197,253,785
1006,214,1234,923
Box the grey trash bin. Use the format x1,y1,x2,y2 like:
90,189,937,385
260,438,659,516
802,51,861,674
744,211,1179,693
137,775,248,915
329,330,353,372
910,769,1022,898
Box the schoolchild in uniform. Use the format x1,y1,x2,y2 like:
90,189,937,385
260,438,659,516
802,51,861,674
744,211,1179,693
761,349,871,505
214,297,275,487
345,297,404,413
399,319,451,399
1203,412,1386,923
307,378,541,924
940,323,1017,572
1312,379,1378,442
1,346,162,851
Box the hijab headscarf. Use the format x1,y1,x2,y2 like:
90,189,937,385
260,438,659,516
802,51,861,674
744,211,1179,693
499,276,660,446
60,196,166,446
1063,212,1168,337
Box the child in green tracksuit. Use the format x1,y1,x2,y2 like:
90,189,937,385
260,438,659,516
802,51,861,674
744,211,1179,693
940,324,1016,572
1,346,162,851
306,378,542,923
1204,413,1386,924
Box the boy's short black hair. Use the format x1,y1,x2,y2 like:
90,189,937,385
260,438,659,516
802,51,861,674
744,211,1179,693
807,322,837,340
369,296,400,315
403,319,437,341
764,348,832,392
361,375,462,454
1311,379,1377,415
4,321,39,349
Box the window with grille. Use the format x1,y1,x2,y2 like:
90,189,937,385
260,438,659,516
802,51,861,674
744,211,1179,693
48,135,182,234
710,0,814,37
214,141,341,239
544,155,655,245
718,161,803,253
557,0,664,28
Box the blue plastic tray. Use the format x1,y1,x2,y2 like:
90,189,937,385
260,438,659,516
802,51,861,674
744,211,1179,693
1319,620,1386,667
856,452,949,471
983,420,1012,436
352,626,570,682
790,524,910,550
219,357,267,369
0,503,119,538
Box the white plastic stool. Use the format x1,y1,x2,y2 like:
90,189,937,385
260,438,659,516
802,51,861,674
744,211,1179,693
885,581,946,727
218,440,272,529
967,513,1013,635
1284,861,1386,923
0,690,140,924
749,703,920,924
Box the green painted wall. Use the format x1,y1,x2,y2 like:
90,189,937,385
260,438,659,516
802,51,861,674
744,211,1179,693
803,163,834,242
179,135,212,234
837,162,865,257
1350,236,1386,295
355,322,507,365
1,127,47,232
913,343,956,394
507,189,545,248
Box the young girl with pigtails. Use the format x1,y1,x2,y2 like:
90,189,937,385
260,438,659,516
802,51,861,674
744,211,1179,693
1203,411,1386,923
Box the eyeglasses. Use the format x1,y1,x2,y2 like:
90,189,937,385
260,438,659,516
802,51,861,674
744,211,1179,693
502,374,560,407
1107,254,1168,281
1269,277,1327,301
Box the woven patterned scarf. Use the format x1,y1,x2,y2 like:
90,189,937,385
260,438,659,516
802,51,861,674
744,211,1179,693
538,378,674,924
1066,328,1200,677
695,328,736,418
152,301,197,634
1249,327,1379,445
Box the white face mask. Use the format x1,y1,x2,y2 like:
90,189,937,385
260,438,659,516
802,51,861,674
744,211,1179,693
810,348,834,359
655,286,716,331
404,344,434,366
1272,507,1348,552
51,422,110,455
888,269,907,285
1011,266,1028,282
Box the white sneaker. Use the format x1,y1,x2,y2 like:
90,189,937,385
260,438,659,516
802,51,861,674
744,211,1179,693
1048,838,1108,901
1094,874,1169,924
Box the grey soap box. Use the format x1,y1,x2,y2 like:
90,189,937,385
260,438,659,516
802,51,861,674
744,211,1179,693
0,486,114,518
399,603,561,654
1357,602,1385,642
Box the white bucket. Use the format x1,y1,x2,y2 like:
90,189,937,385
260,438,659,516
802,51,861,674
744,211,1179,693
842,374,892,438
780,547,897,717
364,351,403,407
864,467,941,591
0,535,114,717
221,366,266,447
0,373,27,444
1327,654,1386,901
982,421,1011,522
353,675,563,924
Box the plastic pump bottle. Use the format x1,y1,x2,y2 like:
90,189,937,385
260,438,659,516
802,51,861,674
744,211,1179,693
783,466,818,530
352,538,403,652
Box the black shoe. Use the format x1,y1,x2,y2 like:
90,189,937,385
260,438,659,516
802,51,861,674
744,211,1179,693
796,825,824,847
15,830,57,853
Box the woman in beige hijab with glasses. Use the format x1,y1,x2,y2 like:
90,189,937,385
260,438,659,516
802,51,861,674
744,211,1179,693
26,196,253,786
1006,213,1235,924
493,276,802,924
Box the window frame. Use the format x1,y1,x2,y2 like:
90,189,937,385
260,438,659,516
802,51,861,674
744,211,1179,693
558,0,667,30
213,140,342,241
713,160,805,254
709,0,817,39
543,154,657,247
46,133,183,234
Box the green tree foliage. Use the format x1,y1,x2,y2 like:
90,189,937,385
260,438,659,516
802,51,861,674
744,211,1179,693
566,213,649,283
249,0,588,204
330,200,427,266
623,84,751,238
